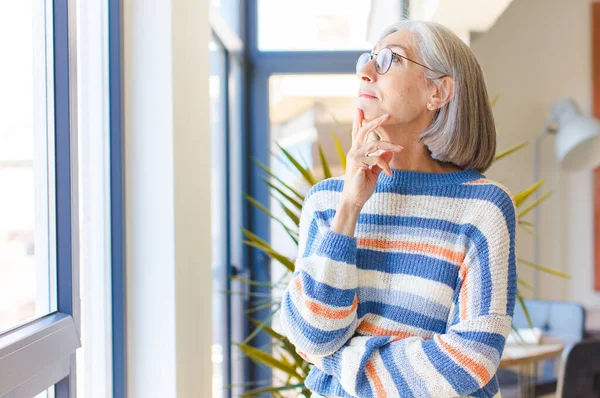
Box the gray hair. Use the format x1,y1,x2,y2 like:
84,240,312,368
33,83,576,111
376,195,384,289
375,20,496,173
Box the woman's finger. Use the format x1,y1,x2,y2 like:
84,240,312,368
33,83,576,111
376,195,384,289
354,114,390,147
363,141,404,156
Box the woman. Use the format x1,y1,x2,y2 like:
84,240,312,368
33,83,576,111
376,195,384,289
279,20,517,398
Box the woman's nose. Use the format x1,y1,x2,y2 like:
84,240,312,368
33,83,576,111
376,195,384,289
357,59,377,82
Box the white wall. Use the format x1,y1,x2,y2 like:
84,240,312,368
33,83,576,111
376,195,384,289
471,0,600,307
124,0,212,397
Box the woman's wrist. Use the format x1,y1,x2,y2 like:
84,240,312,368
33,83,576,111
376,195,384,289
330,201,362,237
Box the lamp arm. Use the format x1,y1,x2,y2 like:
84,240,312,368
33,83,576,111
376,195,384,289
532,123,554,299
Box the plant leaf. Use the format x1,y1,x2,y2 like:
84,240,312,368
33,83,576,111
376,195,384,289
514,179,546,207
318,144,332,179
243,240,295,272
518,223,537,238
518,192,552,218
277,144,318,186
495,141,528,162
273,197,300,228
490,94,499,108
254,158,305,201
262,177,303,211
332,130,347,171
517,257,571,279
517,277,534,291
249,317,307,370
516,294,534,329
241,383,305,397
231,275,277,288
235,342,304,380
245,194,299,245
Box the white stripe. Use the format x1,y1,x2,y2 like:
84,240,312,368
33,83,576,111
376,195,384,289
359,269,455,307
296,255,358,290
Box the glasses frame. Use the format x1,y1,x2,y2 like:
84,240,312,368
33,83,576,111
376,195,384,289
357,47,437,75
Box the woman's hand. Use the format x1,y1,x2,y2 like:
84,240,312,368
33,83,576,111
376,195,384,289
340,108,404,210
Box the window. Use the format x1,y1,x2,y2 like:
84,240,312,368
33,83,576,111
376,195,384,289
0,0,57,337
0,1,81,397
257,0,402,51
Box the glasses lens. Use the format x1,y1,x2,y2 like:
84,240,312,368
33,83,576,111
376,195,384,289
356,53,371,73
376,48,392,74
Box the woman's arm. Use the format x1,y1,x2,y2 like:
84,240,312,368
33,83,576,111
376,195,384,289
303,188,518,398
279,183,362,357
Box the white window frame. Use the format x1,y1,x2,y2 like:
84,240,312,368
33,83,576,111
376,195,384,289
0,0,81,396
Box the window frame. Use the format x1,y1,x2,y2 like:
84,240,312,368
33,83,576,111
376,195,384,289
242,1,366,393
108,1,126,397
0,0,81,397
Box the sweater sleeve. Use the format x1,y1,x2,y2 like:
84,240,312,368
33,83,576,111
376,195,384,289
279,183,361,357
311,189,518,398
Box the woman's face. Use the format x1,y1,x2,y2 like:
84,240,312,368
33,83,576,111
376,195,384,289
357,29,432,125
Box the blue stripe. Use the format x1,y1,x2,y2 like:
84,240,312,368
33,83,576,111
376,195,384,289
468,374,500,397
379,345,413,396
315,230,357,264
422,339,481,394
298,269,356,306
357,250,459,287
357,287,450,321
458,330,507,355
358,301,448,333
282,293,355,346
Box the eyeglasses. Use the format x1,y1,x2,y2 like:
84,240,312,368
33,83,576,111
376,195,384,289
356,47,436,75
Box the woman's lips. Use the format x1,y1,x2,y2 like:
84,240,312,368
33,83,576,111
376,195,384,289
359,93,377,99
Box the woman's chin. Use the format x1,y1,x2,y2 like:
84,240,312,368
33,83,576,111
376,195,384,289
357,104,381,118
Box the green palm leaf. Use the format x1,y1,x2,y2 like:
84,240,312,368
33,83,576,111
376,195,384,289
235,342,304,380
332,131,347,171
514,179,546,207
254,159,305,201
518,191,552,218
262,177,303,211
277,144,318,186
517,257,571,279
318,145,332,179
495,141,528,162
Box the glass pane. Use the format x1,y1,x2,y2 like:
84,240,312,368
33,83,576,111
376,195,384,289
209,36,228,398
0,1,57,334
267,74,356,388
210,0,241,36
258,0,402,51
34,385,56,398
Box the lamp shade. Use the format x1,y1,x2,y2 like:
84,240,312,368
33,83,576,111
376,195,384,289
552,98,600,171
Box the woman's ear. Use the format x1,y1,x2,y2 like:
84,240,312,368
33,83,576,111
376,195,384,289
428,76,455,110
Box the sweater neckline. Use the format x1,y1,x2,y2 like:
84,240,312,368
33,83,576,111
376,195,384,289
376,167,484,188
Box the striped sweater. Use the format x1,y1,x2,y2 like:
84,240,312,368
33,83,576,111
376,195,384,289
279,168,518,398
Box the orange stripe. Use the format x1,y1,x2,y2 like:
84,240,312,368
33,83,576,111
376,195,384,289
464,179,488,185
365,360,386,398
358,321,415,340
359,238,465,265
293,277,358,319
459,264,468,321
435,335,491,383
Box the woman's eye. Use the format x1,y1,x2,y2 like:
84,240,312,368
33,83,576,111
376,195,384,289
391,56,402,63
